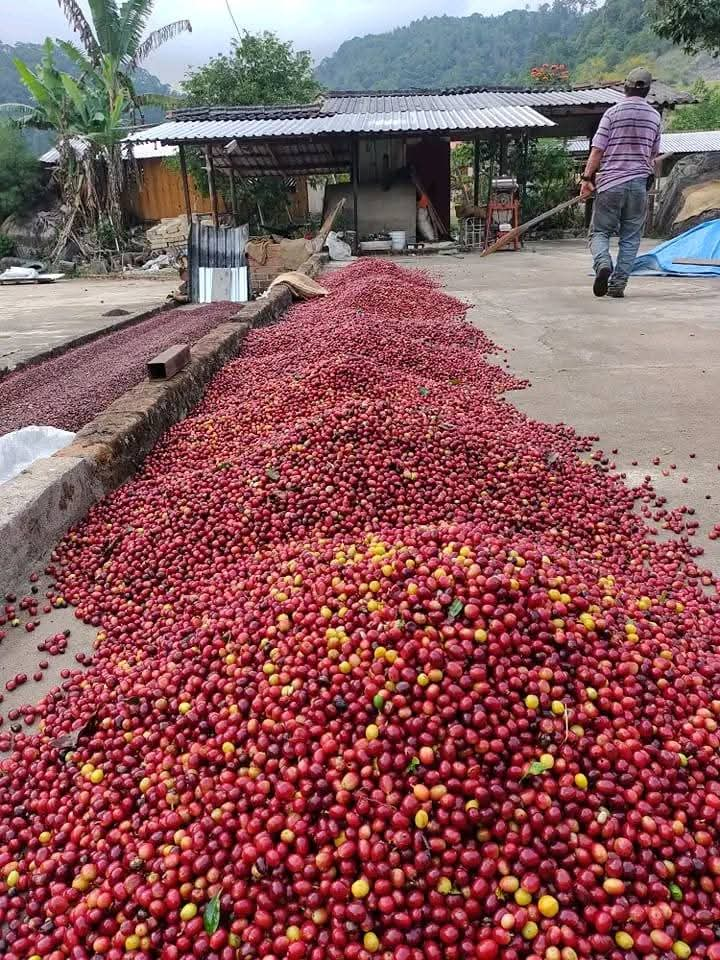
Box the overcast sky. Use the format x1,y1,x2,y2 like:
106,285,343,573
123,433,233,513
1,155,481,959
6,0,535,85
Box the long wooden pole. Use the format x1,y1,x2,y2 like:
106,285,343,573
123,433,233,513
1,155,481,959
352,138,360,252
205,146,219,229
179,145,192,225
498,134,508,175
229,169,239,226
481,194,584,257
472,137,480,207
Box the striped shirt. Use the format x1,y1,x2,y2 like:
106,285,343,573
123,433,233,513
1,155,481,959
592,97,662,193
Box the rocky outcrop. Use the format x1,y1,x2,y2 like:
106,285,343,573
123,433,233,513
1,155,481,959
655,153,720,237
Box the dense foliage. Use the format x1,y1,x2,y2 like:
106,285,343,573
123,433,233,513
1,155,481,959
651,0,720,57
1,0,188,251
180,31,321,232
0,124,41,223
315,0,676,90
182,31,321,107
0,40,170,156
667,79,720,131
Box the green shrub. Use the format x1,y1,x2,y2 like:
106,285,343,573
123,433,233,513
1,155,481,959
0,125,42,223
0,233,16,258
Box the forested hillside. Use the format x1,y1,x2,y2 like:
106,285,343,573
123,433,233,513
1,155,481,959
316,0,711,91
0,40,170,154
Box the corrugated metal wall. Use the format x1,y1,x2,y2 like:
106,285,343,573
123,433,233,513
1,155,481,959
189,222,250,302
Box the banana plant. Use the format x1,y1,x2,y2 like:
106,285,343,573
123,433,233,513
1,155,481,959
1,0,190,242
56,0,190,116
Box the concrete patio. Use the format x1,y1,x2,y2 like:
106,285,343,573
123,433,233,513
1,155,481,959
406,240,720,570
0,275,176,371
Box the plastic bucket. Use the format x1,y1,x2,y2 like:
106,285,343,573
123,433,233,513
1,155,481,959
389,230,406,252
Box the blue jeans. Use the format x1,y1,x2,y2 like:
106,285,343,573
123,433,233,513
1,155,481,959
590,177,648,291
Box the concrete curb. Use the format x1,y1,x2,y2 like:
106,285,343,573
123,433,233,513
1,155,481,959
0,252,328,591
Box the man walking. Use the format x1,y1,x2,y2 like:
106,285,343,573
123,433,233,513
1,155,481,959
580,67,661,298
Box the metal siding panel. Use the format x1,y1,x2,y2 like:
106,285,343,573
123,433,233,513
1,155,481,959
566,130,720,156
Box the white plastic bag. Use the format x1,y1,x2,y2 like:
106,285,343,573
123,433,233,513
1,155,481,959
0,266,40,281
0,426,75,484
326,231,352,261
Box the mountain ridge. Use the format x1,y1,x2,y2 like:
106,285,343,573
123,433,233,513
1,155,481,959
315,0,714,92
0,39,170,154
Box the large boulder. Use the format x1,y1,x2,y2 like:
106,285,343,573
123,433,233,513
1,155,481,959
1,207,63,258
655,153,720,237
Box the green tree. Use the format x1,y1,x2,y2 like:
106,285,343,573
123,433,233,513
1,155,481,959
0,124,41,222
667,79,720,131
513,140,579,228
54,0,190,116
182,31,320,106
2,0,190,248
650,0,720,56
180,32,321,232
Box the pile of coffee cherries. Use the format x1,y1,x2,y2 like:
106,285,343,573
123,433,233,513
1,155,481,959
1,260,719,960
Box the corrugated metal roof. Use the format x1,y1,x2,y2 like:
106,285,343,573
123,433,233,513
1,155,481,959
39,137,89,164
40,139,177,164
173,105,323,121
219,139,351,176
324,89,624,113
324,82,692,110
566,129,720,156
126,82,690,148
128,104,555,144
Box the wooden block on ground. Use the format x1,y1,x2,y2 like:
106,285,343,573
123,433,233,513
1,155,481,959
147,344,190,380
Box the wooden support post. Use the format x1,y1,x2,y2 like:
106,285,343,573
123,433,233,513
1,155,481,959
473,137,480,207
179,145,192,225
483,137,496,249
352,138,360,252
229,169,239,226
498,134,508,176
519,134,529,214
205,146,219,229
486,137,495,209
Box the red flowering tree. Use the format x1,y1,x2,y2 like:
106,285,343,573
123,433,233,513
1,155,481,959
529,63,571,87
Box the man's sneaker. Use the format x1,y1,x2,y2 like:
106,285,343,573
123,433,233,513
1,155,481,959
593,266,612,297
607,288,625,298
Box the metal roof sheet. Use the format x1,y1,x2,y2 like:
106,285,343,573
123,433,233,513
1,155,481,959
324,89,623,113
40,139,177,164
566,129,720,156
39,136,89,164
128,104,555,144
324,82,692,110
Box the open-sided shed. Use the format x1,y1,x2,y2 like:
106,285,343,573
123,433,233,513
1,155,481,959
127,81,691,242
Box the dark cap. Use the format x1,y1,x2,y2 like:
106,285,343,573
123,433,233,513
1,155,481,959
625,67,652,90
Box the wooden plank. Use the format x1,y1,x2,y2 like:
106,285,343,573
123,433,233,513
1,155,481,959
229,170,239,226
482,194,584,257
352,138,359,249
147,344,190,380
672,257,720,267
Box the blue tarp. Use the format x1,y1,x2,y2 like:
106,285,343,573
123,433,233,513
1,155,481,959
633,218,720,276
